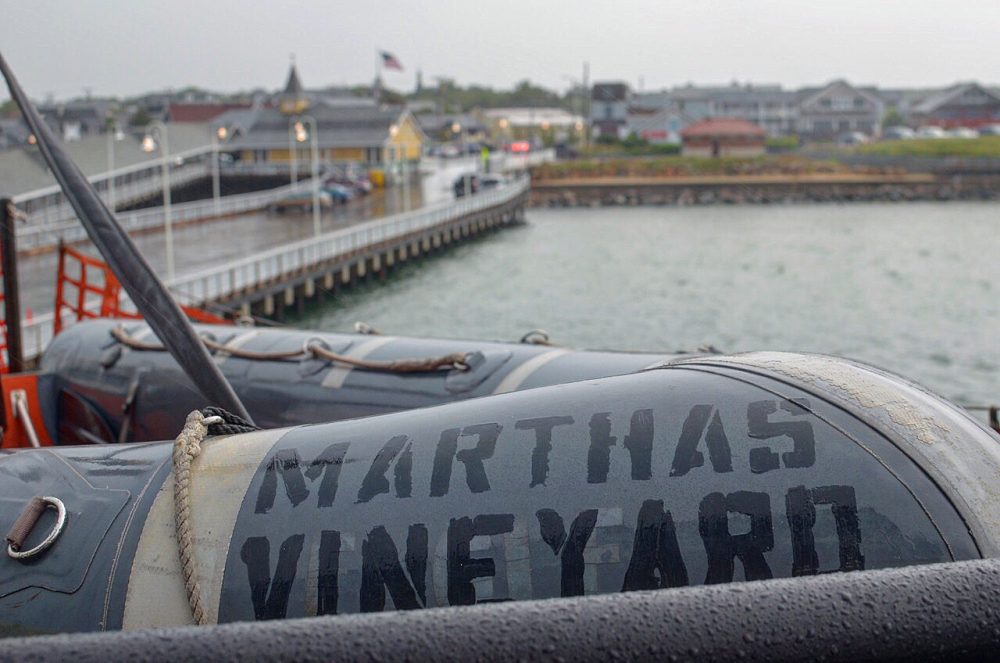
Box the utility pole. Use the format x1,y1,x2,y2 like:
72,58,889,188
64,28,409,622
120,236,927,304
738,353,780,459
582,62,590,151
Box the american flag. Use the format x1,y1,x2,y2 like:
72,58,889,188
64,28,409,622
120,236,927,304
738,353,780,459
381,51,403,71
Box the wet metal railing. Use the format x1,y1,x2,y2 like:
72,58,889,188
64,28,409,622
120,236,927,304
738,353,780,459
19,178,529,361
16,181,309,252
168,177,530,305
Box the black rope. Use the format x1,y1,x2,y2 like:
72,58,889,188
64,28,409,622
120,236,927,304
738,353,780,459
200,406,260,436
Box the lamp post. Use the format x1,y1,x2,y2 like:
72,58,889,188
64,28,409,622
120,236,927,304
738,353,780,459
142,121,175,282
106,122,124,211
497,118,509,171
295,116,321,236
452,121,470,197
288,118,299,188
390,123,410,212
211,125,228,217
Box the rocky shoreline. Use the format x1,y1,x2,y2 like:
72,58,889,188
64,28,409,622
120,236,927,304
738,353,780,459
529,178,1000,207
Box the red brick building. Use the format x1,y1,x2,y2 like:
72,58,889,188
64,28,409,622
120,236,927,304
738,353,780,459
680,118,766,157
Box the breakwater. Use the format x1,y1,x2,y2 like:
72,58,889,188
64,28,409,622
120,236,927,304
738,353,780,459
530,174,1000,207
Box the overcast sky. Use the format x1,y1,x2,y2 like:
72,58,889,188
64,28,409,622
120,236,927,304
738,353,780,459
3,0,1000,101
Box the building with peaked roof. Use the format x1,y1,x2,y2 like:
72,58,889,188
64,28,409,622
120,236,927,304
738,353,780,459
279,63,310,116
908,83,1000,128
680,118,765,157
216,63,425,169
797,80,883,140
625,106,692,145
590,82,630,138
219,104,424,168
38,100,114,141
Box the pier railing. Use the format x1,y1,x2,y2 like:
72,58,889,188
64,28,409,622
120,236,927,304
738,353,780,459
18,177,529,361
168,177,530,305
16,181,308,252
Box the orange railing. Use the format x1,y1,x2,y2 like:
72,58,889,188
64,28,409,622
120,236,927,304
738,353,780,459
54,243,228,334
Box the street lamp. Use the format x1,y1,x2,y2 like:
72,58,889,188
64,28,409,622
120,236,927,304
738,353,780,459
142,121,175,282
211,125,228,217
390,123,410,212
106,122,125,211
295,116,321,236
451,121,470,197
287,118,299,188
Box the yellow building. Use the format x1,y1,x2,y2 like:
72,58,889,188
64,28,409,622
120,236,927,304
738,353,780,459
220,64,425,170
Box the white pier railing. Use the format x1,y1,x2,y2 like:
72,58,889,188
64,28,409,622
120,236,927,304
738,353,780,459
168,177,529,305
16,181,309,252
18,177,529,362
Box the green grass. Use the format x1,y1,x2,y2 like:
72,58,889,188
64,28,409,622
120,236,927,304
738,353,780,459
765,135,800,150
856,136,1000,158
531,154,848,180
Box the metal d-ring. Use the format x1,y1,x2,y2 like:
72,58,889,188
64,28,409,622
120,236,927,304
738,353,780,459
7,496,67,560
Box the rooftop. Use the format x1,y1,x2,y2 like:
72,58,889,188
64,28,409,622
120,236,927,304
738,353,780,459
680,118,766,137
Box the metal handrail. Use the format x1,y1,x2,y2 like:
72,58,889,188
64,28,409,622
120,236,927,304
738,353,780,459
167,178,528,305
18,178,529,362
16,180,310,251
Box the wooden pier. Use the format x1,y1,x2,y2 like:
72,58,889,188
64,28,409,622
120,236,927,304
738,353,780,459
219,181,529,321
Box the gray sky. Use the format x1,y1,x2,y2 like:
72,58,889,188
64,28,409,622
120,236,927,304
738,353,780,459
3,0,1000,101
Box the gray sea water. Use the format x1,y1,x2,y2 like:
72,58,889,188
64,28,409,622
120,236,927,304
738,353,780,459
293,202,1000,407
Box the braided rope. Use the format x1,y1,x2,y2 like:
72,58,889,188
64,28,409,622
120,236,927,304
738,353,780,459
172,410,219,626
112,325,470,372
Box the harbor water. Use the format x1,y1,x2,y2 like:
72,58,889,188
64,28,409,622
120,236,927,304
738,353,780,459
293,202,1000,407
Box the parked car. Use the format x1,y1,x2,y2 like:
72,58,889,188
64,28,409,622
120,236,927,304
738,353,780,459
882,126,915,141
479,174,503,190
915,125,947,139
837,131,869,146
324,175,370,197
946,127,979,139
268,190,334,213
322,183,354,204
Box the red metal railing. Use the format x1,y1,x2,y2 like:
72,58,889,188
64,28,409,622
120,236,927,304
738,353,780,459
54,243,228,334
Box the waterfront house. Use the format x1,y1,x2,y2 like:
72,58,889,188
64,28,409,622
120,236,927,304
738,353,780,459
417,113,486,144
624,106,692,145
480,107,584,144
797,80,883,140
705,85,798,137
680,118,765,157
38,100,114,142
628,84,797,137
590,82,630,139
218,64,425,171
907,83,1000,128
219,105,424,169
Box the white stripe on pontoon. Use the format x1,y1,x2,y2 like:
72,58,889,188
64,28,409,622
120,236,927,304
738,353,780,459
492,349,571,394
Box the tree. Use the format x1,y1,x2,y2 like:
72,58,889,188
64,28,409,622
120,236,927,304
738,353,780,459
129,108,152,127
882,108,906,128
